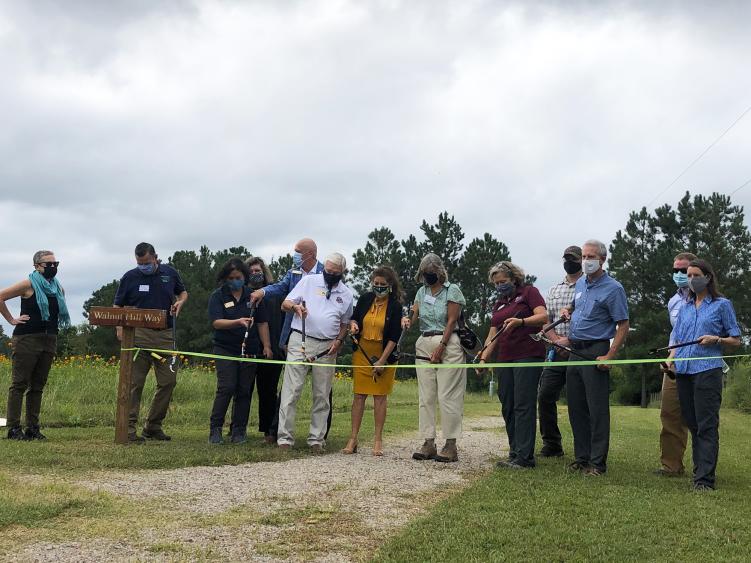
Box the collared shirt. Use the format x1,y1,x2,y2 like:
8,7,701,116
569,272,628,342
286,274,353,340
672,294,740,375
208,285,268,355
261,261,324,347
545,276,579,337
113,264,186,329
415,282,466,333
667,287,691,346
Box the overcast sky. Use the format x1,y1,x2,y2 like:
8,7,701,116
1,0,750,331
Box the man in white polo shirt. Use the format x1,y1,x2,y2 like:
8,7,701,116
277,252,353,453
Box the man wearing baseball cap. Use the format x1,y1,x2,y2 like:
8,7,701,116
537,245,582,457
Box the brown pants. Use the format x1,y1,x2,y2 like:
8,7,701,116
7,334,57,429
129,328,177,434
660,373,688,473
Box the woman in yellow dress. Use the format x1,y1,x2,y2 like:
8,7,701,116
342,266,404,456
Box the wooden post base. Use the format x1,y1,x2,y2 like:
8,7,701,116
115,326,135,444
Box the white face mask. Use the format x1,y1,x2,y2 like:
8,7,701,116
582,258,601,276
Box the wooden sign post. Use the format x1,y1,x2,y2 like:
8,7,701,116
89,306,167,444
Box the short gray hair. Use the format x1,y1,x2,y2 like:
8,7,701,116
33,250,54,264
583,239,607,258
416,253,448,284
324,252,347,270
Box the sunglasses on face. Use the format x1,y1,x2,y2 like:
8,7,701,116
37,261,60,267
673,268,688,274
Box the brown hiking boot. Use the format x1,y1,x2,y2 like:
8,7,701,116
412,439,437,460
434,439,458,463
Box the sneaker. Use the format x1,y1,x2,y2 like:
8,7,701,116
692,483,714,492
230,432,247,445
278,443,292,450
309,443,325,455
24,426,47,441
539,447,564,458
128,433,146,443
142,428,171,441
584,467,605,477
567,461,589,473
208,427,223,445
434,439,458,463
412,439,437,461
501,460,534,470
7,426,29,441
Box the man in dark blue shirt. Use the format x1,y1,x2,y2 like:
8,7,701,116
114,242,188,442
561,239,629,476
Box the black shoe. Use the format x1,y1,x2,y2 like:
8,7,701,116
230,432,247,445
142,428,171,441
7,426,29,441
24,426,47,441
539,447,564,458
209,427,223,445
128,433,146,443
497,459,534,470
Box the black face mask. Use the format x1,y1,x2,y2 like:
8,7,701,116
248,272,265,288
323,271,342,289
563,260,582,275
423,272,439,286
42,264,58,280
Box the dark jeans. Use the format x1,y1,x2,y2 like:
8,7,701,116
676,368,723,488
537,361,567,453
7,334,57,429
210,349,257,435
256,361,283,435
268,388,333,439
566,341,611,472
496,358,543,466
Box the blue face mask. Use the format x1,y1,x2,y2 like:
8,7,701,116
227,279,245,291
138,262,156,275
495,282,515,297
673,272,689,288
292,252,303,268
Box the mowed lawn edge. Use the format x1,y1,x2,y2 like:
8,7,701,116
374,406,751,563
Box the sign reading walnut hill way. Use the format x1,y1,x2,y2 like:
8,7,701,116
89,307,167,444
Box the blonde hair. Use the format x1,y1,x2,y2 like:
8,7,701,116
488,261,525,286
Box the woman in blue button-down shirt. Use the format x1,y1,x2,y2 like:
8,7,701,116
665,259,741,491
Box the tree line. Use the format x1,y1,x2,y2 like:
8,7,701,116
2,191,748,404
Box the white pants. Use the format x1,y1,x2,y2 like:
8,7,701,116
415,333,467,440
277,331,336,446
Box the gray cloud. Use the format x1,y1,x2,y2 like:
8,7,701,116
1,0,750,331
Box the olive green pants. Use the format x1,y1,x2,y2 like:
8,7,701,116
129,328,177,434
7,334,57,429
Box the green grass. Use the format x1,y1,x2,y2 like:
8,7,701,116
375,406,751,562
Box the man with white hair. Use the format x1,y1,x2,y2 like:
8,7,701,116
276,252,353,452
561,239,629,476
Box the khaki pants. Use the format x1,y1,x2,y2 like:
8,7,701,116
7,334,57,429
129,328,177,434
277,331,335,447
415,333,467,440
660,373,688,473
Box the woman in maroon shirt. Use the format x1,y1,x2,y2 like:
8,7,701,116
478,261,548,469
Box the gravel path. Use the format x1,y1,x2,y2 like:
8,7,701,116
11,416,507,562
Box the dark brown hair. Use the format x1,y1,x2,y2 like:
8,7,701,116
688,259,723,299
216,257,250,286
372,265,404,303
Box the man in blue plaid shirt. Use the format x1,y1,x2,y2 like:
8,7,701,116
537,245,582,457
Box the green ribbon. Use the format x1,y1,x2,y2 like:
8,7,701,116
121,347,751,370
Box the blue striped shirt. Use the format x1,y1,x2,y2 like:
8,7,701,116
672,295,741,375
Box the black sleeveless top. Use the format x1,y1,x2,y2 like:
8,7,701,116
13,293,59,336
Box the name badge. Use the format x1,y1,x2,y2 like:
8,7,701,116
424,295,437,305
224,301,235,309
139,285,150,292
317,289,327,296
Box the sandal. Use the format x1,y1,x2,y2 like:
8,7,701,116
372,440,384,456
341,439,358,454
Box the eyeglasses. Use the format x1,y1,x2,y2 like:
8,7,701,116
37,261,60,267
673,268,688,274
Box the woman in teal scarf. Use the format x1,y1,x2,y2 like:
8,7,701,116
0,250,70,441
